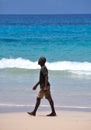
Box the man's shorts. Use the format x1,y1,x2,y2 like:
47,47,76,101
37,86,51,99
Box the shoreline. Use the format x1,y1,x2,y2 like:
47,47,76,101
0,104,91,113
0,111,91,130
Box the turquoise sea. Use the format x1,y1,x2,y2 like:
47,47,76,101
0,14,91,112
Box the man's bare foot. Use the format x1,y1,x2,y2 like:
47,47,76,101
47,112,56,116
27,112,36,116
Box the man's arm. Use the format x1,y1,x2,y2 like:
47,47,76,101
44,75,48,91
32,81,40,90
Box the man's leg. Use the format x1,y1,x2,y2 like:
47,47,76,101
45,87,56,116
28,97,41,116
47,97,56,116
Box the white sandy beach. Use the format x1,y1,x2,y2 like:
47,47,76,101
0,111,91,130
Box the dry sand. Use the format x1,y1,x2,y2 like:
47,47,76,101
0,111,91,130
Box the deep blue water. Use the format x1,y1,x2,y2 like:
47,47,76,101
0,14,91,62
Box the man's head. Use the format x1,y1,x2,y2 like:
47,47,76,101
38,57,46,66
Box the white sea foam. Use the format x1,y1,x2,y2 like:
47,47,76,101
0,58,39,69
0,58,91,75
0,103,91,110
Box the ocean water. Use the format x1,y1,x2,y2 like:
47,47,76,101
0,14,91,113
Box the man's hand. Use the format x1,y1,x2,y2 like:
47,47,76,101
32,85,37,90
32,81,40,90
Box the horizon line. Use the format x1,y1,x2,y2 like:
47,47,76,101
0,13,91,15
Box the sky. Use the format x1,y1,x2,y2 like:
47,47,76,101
0,0,91,14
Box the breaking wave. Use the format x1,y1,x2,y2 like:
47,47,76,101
0,58,91,75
